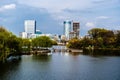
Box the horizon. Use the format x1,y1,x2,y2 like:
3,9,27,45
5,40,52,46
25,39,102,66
0,0,120,36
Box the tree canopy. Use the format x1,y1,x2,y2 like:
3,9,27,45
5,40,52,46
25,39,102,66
0,27,22,62
67,28,120,49
32,36,53,48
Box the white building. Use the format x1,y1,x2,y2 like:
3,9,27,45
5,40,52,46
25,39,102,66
19,32,27,38
24,20,36,38
29,34,58,40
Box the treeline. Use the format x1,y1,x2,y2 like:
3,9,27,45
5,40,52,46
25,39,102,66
0,27,57,62
67,28,120,49
22,36,57,53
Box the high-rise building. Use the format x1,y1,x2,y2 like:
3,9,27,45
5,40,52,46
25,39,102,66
24,20,36,34
24,20,36,38
64,20,72,40
73,22,80,38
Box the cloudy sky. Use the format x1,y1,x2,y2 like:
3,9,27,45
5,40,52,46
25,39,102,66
0,0,120,36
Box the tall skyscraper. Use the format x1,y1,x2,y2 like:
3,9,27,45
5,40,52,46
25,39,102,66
64,20,72,40
24,20,36,34
73,22,80,38
24,20,36,38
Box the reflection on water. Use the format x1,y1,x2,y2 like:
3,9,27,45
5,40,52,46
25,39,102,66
32,55,52,61
0,52,120,80
0,60,21,80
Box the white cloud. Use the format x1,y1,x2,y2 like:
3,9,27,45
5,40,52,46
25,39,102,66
96,16,109,19
0,4,16,12
18,0,93,13
85,22,95,28
17,0,117,21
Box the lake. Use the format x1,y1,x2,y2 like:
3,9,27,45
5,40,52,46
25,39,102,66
0,52,120,80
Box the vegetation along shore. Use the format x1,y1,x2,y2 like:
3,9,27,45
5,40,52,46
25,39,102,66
1,27,120,62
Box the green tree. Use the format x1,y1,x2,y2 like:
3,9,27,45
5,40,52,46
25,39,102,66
7,35,22,54
67,38,82,49
0,27,22,62
80,37,92,48
116,31,120,48
0,27,11,62
88,28,115,48
52,40,57,45
88,28,108,39
21,38,31,53
32,36,53,48
22,38,31,48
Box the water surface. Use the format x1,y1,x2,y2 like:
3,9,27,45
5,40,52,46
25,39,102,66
0,53,120,80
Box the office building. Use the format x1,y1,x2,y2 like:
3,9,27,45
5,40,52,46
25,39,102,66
24,20,36,38
73,22,80,38
64,20,72,40
24,20,36,34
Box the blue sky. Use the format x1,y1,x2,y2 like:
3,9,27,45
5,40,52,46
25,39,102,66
0,0,120,36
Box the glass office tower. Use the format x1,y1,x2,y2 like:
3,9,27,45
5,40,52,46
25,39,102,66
64,20,72,40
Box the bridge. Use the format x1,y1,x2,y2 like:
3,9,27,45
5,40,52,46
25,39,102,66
51,46,69,52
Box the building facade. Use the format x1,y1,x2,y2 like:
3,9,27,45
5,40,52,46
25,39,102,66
24,20,36,34
73,22,80,38
19,32,27,38
64,20,72,40
24,20,36,38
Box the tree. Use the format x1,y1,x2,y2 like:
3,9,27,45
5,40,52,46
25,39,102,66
116,31,120,47
88,28,115,48
67,38,82,49
22,38,31,48
0,27,11,62
7,35,22,54
51,40,57,45
32,36,53,48
0,27,22,62
88,28,108,39
80,37,92,48
21,38,31,53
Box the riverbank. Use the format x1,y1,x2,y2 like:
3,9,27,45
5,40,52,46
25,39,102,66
68,49,83,53
12,47,120,56
2,46,120,63
83,48,120,56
